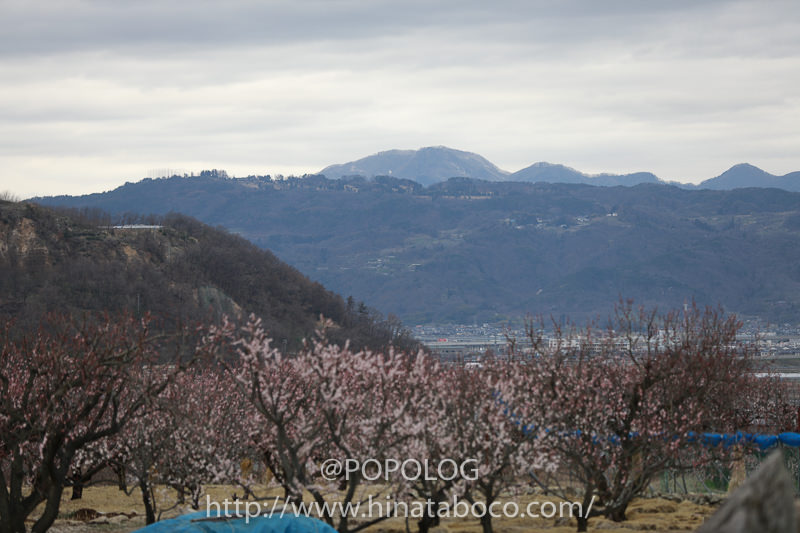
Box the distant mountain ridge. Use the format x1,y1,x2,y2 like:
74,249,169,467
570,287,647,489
696,163,800,191
320,146,508,186
508,162,661,187
33,176,800,325
319,146,800,191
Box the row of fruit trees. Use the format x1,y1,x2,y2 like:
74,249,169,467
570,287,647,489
0,302,790,533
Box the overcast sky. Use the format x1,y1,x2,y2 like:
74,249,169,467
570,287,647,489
1,0,799,198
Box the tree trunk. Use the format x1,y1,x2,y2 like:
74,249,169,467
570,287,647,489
576,486,596,532
115,465,127,492
71,482,83,500
31,484,64,533
606,502,628,522
4,514,27,533
337,514,349,533
2,455,38,533
479,512,493,533
1,508,28,533
417,486,448,533
417,511,439,533
191,485,201,510
140,479,156,525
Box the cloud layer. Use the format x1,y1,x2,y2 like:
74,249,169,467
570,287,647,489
2,0,799,197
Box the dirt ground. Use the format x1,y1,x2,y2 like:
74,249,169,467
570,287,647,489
40,484,718,532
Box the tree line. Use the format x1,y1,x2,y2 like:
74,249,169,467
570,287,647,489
0,302,789,533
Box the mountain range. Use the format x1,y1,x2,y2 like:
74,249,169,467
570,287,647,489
33,174,800,325
321,146,509,186
696,163,800,191
320,146,800,191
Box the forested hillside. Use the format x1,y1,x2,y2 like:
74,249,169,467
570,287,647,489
35,175,800,324
0,200,417,351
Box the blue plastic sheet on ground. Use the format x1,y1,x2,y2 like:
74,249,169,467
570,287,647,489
133,510,337,533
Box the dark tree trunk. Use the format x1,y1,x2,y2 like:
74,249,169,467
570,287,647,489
606,502,628,522
417,501,440,533
1,507,28,533
115,465,127,492
31,484,64,533
417,511,439,533
191,485,201,510
4,513,27,533
71,482,83,500
416,486,449,533
140,479,156,525
576,486,596,531
284,486,302,505
479,512,493,533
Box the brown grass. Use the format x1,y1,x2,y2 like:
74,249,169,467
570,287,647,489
38,484,717,533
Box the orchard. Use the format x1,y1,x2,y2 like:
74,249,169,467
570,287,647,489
0,303,788,533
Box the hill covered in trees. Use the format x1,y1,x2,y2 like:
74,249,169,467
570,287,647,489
0,199,418,351
35,174,800,325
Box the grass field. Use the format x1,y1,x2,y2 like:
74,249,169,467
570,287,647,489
38,483,719,533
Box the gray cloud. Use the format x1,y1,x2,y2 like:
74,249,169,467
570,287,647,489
1,0,799,197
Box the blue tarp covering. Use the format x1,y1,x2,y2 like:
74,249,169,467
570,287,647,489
134,510,337,533
752,434,779,449
497,391,800,450
691,431,800,451
778,432,800,447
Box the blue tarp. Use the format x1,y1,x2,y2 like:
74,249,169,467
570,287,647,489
134,510,337,533
752,434,779,449
687,431,800,451
778,432,800,447
497,391,800,451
